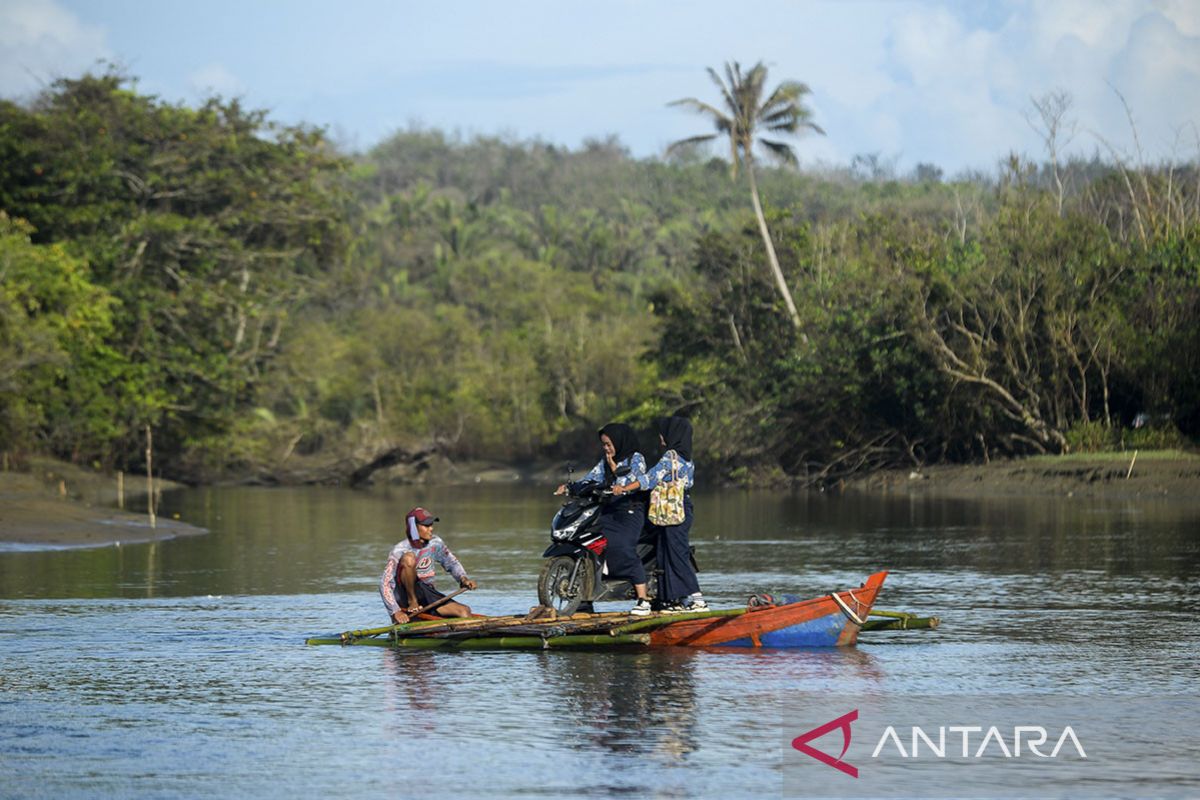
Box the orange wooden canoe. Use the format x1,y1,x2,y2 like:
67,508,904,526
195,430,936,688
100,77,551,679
648,570,889,648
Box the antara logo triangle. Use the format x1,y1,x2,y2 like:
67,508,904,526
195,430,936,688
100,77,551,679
792,709,859,778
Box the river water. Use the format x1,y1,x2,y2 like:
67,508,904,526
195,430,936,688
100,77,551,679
1,485,1198,799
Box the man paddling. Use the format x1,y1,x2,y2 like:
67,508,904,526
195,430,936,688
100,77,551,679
380,507,477,624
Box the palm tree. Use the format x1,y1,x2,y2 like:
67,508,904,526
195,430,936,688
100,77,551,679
668,61,824,329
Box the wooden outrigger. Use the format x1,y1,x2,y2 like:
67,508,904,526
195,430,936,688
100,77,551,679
307,571,937,651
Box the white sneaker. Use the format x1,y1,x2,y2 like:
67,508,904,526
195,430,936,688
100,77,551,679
688,598,709,611
630,599,653,616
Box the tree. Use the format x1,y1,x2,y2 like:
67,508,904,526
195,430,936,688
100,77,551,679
0,214,123,460
668,61,824,329
0,72,347,468
1025,89,1076,215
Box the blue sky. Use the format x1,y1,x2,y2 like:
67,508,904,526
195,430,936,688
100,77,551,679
2,0,1198,174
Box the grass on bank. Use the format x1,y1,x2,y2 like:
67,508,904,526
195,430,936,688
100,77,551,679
1026,449,1198,465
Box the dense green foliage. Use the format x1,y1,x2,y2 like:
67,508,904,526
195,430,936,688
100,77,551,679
1,74,345,469
1,73,1196,482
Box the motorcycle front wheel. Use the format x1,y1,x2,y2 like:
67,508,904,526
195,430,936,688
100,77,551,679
537,555,595,615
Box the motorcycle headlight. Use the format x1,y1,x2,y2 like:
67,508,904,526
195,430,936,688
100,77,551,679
552,517,583,540
552,505,597,541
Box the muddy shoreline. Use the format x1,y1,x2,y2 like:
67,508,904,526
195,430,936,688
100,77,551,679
843,452,1200,502
0,458,207,551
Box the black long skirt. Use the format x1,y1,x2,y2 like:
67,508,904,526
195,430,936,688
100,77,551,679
601,503,647,585
654,495,699,603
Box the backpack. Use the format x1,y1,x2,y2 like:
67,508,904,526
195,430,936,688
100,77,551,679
647,451,686,526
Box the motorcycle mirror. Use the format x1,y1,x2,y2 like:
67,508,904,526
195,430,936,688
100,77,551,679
565,461,575,477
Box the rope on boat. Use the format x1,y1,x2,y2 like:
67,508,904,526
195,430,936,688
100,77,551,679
847,587,865,613
830,592,865,625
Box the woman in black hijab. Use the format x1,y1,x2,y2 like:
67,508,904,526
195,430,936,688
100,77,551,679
643,416,703,611
555,422,653,614
597,423,640,484
658,417,693,462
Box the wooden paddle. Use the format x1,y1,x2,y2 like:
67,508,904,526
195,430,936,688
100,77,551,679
405,584,471,620
340,585,474,642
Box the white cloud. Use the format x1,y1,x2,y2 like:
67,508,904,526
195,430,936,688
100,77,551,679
1023,0,1144,53
1104,12,1200,160
836,0,1200,171
0,0,109,97
1155,0,1200,37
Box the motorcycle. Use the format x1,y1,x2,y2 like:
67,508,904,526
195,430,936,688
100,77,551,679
537,468,697,614
537,477,657,614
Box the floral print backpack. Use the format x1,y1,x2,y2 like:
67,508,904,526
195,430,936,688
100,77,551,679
648,451,686,526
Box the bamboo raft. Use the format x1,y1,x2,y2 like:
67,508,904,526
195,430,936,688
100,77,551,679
306,570,940,651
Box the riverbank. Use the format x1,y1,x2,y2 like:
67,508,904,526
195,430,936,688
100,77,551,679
844,450,1200,501
0,458,207,550
4,450,1197,550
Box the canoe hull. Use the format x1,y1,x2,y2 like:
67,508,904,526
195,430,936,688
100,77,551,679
647,570,888,648
719,612,851,648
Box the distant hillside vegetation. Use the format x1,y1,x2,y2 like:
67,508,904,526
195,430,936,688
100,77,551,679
1,73,1196,484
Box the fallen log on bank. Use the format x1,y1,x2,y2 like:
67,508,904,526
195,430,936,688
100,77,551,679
349,446,435,488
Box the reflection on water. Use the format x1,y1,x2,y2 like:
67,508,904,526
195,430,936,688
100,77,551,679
376,646,702,762
553,649,699,758
1,485,1198,797
2,485,1198,601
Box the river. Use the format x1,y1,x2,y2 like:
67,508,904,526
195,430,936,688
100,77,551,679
2,485,1198,798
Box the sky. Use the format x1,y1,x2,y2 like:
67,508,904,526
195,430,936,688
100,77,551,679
1,0,1198,174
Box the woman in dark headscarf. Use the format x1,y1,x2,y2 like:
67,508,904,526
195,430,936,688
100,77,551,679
555,422,652,614
642,416,703,612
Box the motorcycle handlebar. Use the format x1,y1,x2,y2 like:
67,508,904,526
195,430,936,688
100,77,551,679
563,483,613,499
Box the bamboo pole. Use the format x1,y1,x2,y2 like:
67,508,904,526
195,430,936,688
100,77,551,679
385,608,747,641
117,470,124,510
609,608,747,637
427,614,633,639
860,616,940,632
341,610,488,642
1126,449,1138,479
307,634,651,649
340,609,632,642
354,615,601,643
431,620,612,639
544,634,650,648
145,425,155,529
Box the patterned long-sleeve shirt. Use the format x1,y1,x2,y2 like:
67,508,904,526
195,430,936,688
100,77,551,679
573,453,648,493
642,450,695,492
379,536,469,616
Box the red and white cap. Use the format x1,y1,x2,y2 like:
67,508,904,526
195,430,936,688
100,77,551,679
405,507,439,541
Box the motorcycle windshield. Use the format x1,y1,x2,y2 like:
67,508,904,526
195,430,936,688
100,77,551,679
555,502,585,527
